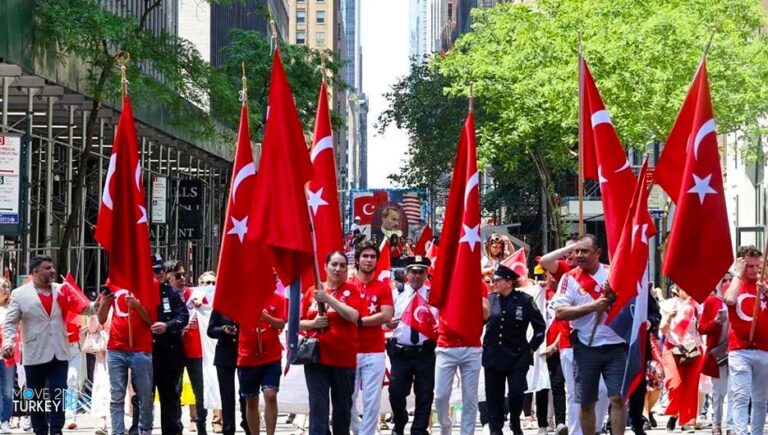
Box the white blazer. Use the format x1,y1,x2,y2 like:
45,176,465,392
2,282,96,366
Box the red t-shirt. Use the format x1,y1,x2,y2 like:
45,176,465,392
553,261,573,349
37,292,53,316
181,288,205,359
437,284,488,348
106,291,153,353
238,293,286,367
349,276,393,353
727,281,768,352
301,282,364,368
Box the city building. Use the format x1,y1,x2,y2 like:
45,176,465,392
0,0,232,292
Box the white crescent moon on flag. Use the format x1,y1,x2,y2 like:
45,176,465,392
736,293,755,322
311,136,333,163
465,171,479,207
614,160,630,173
511,261,527,275
377,270,390,282
362,203,375,215
591,110,613,128
134,162,143,191
693,118,716,161
231,162,256,204
414,305,430,323
114,289,130,318
102,154,117,210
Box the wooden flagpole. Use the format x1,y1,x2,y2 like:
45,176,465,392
577,34,585,237
116,51,134,348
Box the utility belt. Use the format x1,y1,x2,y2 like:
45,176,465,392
386,338,436,358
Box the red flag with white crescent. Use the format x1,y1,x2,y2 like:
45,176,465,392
94,96,157,317
307,80,343,281
580,57,637,259
213,105,276,328
428,111,484,344
502,247,528,278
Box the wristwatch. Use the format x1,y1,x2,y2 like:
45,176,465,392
357,318,364,327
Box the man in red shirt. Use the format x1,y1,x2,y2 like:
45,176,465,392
348,241,393,435
723,245,768,435
237,290,285,435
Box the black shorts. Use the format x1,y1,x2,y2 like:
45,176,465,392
238,362,281,397
573,341,627,404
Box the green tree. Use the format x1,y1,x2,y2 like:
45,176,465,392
436,0,768,246
212,28,347,136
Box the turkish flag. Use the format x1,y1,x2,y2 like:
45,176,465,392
248,50,314,285
580,57,637,259
58,273,91,343
374,239,392,286
94,96,157,318
605,157,657,325
654,61,733,302
401,293,437,341
413,224,433,256
307,80,343,281
353,191,389,225
213,105,276,328
502,247,528,278
428,111,484,344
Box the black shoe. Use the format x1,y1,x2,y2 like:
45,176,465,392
667,416,678,432
649,413,658,428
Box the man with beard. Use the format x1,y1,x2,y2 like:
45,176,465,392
552,234,627,435
349,241,393,435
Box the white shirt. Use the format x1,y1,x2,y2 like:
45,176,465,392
550,264,625,347
391,284,439,346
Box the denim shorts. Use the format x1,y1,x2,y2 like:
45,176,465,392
238,361,281,397
573,341,627,404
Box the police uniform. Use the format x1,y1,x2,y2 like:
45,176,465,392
387,256,437,435
152,281,189,435
483,265,546,435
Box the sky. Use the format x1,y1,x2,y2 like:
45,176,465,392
360,0,410,188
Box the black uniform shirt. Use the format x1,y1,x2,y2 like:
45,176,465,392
482,289,546,372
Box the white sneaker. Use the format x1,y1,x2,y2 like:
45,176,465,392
94,418,108,435
1,422,11,434
21,416,32,432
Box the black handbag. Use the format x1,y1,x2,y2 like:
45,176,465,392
709,339,728,366
292,336,320,365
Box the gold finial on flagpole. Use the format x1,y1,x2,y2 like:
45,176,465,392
468,83,475,111
115,51,131,98
241,62,248,105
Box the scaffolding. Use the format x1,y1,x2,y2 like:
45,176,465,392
0,62,231,295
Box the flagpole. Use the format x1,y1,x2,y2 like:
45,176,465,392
577,34,585,236
307,68,327,316
116,52,134,348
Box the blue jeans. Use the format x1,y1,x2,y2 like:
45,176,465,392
0,364,13,422
108,351,153,435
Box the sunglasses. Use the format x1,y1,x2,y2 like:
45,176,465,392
173,272,185,280
202,280,216,285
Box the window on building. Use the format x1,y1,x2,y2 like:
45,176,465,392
297,9,305,24
316,10,326,23
315,31,326,46
297,31,306,45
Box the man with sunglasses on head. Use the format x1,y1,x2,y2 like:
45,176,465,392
386,256,438,435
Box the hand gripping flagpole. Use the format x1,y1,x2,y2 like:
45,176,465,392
116,51,134,347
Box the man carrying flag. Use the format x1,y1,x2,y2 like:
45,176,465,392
552,234,626,435
428,110,490,435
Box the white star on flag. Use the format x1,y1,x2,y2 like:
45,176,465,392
688,173,717,204
227,215,249,243
459,224,481,252
368,302,377,314
307,187,329,216
631,223,649,250
137,206,148,225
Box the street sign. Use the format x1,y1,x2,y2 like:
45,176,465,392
0,134,22,231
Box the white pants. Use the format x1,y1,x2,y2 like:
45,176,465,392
434,346,482,435
351,352,386,435
729,349,768,435
66,352,81,419
560,348,609,435
711,363,733,430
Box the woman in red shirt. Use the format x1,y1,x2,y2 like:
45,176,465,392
300,251,363,435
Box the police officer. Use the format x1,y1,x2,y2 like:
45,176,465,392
153,258,189,435
483,265,546,435
387,256,438,435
